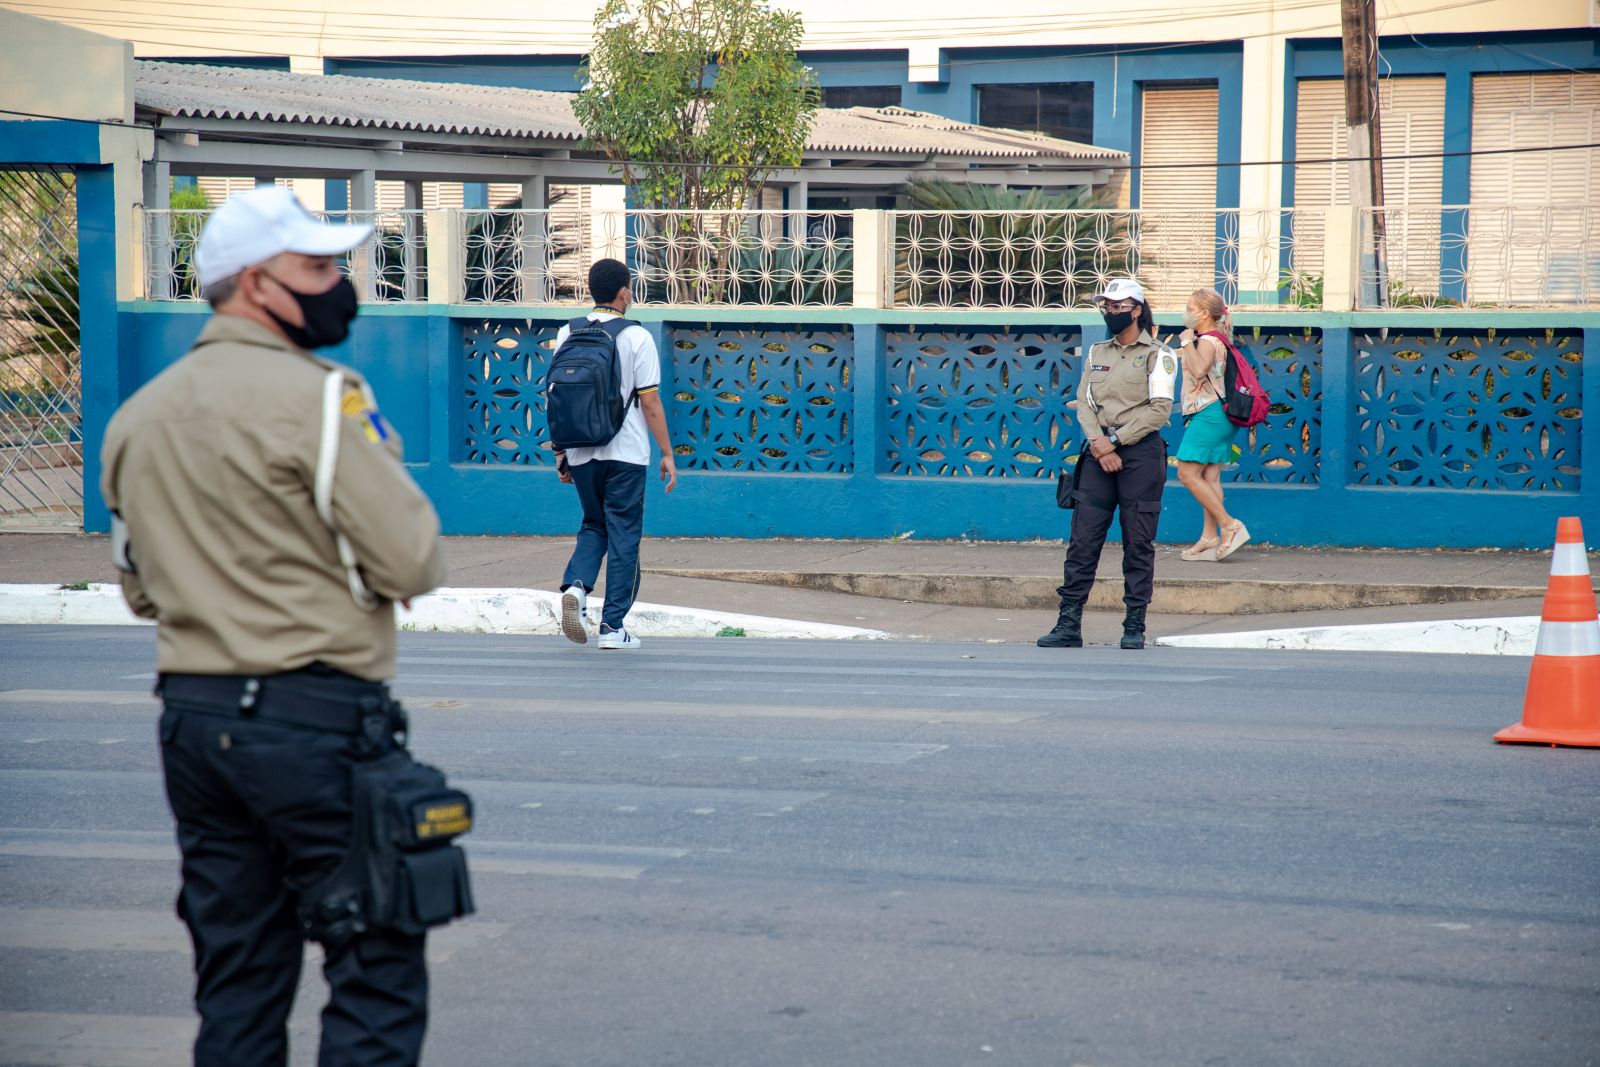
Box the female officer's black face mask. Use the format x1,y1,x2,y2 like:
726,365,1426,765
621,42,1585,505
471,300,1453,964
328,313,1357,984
1101,308,1136,335
259,271,359,350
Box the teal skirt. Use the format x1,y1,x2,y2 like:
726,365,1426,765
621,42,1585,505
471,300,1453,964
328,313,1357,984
1176,401,1238,464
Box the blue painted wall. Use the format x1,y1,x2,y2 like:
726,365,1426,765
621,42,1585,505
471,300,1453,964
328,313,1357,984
324,54,584,91
101,303,1599,549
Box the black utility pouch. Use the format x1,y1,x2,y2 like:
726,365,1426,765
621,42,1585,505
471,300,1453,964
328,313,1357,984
357,750,476,936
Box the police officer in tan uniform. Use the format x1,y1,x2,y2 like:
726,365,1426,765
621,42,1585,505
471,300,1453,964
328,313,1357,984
101,187,447,1067
1039,278,1176,650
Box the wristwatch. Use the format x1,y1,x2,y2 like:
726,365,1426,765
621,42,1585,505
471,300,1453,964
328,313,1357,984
1105,431,1120,447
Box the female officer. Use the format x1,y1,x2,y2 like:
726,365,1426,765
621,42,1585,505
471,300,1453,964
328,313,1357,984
1039,278,1176,650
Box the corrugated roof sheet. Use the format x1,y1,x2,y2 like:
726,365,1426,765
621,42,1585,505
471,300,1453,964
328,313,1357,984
135,61,588,141
134,61,1125,163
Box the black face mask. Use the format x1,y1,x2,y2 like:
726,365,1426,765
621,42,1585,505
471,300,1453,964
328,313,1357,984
1101,309,1136,335
260,273,359,350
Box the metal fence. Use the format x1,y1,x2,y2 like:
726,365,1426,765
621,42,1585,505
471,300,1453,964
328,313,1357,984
459,209,854,307
139,205,1599,312
143,208,429,302
1359,204,1600,309
0,166,82,529
891,208,1311,311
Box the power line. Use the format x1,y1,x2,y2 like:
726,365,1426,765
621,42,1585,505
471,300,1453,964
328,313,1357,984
11,0,1507,62
9,0,1337,34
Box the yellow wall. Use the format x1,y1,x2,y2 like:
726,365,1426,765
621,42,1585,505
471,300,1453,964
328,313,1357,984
0,7,134,123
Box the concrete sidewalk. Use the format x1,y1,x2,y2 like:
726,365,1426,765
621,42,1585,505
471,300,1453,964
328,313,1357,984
1,532,1584,644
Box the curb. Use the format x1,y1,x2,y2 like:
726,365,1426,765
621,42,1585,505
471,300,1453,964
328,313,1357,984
645,568,1548,616
0,584,890,641
1156,616,1539,655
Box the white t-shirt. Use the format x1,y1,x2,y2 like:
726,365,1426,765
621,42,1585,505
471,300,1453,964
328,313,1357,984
554,311,661,467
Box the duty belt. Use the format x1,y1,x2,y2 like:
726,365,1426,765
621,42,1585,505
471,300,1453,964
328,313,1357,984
158,665,405,739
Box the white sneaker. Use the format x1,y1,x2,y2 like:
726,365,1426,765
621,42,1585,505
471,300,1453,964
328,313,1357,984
597,624,640,650
560,586,588,644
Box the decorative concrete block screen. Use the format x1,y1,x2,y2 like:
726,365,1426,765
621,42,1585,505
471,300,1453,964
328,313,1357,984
104,307,1597,546
462,319,560,466
884,328,1084,477
1228,327,1323,485
669,327,854,473
1352,329,1582,490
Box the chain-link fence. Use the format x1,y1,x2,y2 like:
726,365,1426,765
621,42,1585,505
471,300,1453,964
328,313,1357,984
1,166,82,528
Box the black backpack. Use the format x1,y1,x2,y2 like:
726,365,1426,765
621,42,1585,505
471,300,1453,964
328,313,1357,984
545,316,637,450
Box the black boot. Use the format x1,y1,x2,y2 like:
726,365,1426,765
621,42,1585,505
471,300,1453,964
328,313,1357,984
1037,600,1085,648
1120,605,1147,649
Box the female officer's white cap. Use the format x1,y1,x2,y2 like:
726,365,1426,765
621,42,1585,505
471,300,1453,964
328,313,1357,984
194,187,373,287
1095,278,1147,304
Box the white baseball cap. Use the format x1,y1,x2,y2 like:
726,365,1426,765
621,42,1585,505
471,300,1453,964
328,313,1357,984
193,186,373,287
1095,278,1147,305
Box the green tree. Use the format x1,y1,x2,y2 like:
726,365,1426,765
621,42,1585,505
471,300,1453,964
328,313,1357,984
573,0,819,213
167,183,213,299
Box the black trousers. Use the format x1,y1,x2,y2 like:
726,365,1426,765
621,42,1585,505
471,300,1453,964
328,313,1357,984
158,672,428,1067
1058,433,1167,609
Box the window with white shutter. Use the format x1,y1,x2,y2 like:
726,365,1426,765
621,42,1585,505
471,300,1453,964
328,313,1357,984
1139,86,1218,309
1468,72,1600,305
1292,76,1445,295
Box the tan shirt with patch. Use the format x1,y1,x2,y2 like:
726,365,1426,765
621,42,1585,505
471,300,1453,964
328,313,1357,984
100,314,446,681
1075,330,1177,446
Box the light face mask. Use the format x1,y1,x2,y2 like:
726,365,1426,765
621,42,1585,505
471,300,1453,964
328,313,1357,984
1182,308,1202,329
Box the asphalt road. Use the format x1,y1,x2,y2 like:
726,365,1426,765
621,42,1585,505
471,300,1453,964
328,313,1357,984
1,626,1597,1067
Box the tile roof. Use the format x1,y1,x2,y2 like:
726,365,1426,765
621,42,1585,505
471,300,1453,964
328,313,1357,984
134,60,1126,164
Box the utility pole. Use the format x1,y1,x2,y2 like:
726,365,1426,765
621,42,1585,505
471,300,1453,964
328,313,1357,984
1341,0,1387,306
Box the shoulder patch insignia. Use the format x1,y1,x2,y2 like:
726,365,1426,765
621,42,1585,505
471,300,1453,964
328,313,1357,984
1162,352,1176,374
341,383,390,443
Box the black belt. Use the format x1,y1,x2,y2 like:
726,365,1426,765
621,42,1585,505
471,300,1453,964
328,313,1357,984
158,665,404,739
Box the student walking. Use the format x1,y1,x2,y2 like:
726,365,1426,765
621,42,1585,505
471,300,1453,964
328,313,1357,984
1174,288,1250,562
553,259,677,649
1040,278,1176,651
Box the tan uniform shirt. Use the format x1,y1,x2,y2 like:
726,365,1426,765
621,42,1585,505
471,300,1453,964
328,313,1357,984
100,314,446,681
1075,330,1177,446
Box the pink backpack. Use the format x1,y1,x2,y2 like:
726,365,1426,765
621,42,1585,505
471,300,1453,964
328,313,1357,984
1199,330,1270,429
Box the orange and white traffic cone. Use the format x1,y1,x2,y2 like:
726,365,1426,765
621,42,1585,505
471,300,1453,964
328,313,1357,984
1495,516,1600,748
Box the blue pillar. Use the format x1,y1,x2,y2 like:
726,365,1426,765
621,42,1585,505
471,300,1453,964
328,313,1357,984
1439,71,1473,305
76,165,120,533
644,320,676,500
1318,326,1352,536
425,313,457,467
1581,328,1599,526
851,323,883,480
463,183,489,210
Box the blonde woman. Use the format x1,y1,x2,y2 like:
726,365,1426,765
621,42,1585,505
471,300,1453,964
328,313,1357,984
1175,288,1250,561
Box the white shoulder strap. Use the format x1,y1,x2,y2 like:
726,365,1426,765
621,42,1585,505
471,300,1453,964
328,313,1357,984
318,369,379,611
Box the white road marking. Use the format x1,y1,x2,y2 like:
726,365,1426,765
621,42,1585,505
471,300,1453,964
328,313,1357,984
0,829,688,881
0,689,1056,725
